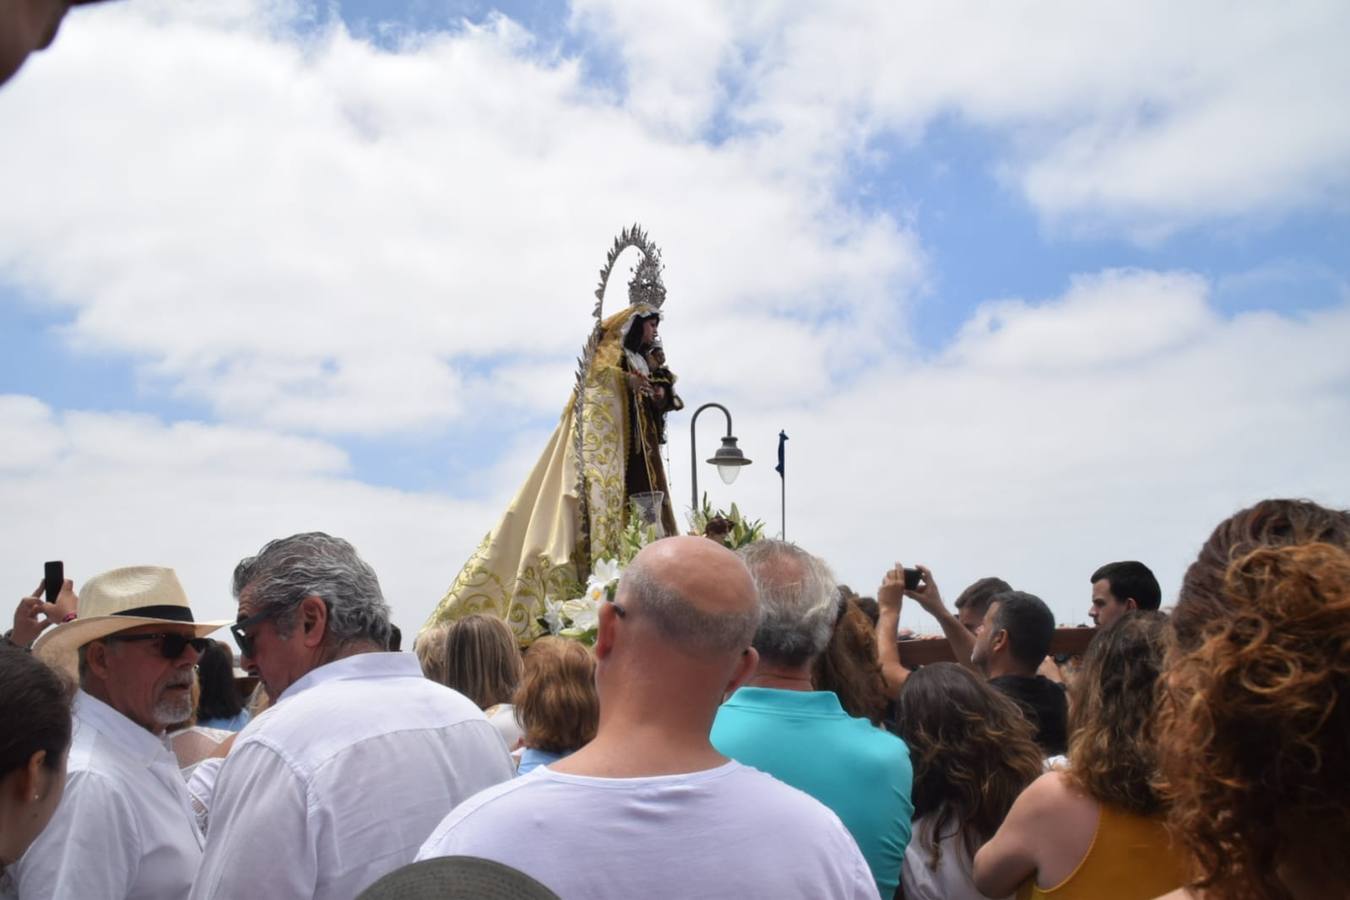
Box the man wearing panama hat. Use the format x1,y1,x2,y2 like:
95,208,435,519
11,566,228,900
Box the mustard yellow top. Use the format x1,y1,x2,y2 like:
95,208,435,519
1019,804,1188,900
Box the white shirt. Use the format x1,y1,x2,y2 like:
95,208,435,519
417,760,881,900
9,691,204,900
901,814,1012,900
484,703,524,750
189,652,514,900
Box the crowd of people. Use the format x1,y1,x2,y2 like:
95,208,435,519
0,497,1346,899
3,6,1346,900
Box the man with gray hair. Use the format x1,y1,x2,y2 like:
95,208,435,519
711,540,914,900
416,536,879,899
190,533,514,900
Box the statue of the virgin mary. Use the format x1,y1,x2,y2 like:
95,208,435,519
424,225,682,640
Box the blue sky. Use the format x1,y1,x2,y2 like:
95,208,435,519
1,1,1347,630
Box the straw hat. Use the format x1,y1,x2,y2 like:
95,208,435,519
33,566,228,674
356,857,559,900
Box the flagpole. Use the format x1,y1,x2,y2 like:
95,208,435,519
775,430,788,540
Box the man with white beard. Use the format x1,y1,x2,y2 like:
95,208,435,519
10,567,228,899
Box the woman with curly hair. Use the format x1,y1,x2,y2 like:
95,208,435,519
1171,498,1350,654
514,637,598,775
1155,524,1349,900
896,663,1043,900
813,595,892,726
973,611,1188,899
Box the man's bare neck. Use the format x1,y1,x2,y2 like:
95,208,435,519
747,661,815,691
549,728,729,780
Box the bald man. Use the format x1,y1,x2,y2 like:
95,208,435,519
416,536,880,899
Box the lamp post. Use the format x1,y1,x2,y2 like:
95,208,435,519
689,402,752,516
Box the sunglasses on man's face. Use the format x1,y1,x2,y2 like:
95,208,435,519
230,606,283,659
106,632,210,659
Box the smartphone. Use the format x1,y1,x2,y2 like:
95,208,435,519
903,567,923,590
44,561,63,604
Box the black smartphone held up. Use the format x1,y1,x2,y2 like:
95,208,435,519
903,567,923,590
44,561,63,603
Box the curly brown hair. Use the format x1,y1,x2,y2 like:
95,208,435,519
813,597,890,724
1066,610,1169,816
1158,543,1350,900
896,663,1044,870
1174,498,1350,653
514,637,599,754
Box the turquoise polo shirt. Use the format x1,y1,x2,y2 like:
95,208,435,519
711,687,913,899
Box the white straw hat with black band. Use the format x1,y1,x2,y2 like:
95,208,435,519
33,566,229,674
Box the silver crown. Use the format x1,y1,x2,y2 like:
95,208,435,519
627,250,665,309
592,224,666,320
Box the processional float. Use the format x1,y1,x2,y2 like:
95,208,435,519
424,225,683,642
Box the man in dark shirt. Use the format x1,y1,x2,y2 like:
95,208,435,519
970,590,1067,757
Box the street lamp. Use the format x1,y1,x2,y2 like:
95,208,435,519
689,402,752,515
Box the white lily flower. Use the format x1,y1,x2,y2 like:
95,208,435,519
559,597,593,626
542,598,565,634
591,558,621,586
568,602,599,633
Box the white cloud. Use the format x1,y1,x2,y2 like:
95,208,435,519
0,398,500,631
575,0,1350,239
946,270,1216,371
0,396,66,470
0,0,919,437
662,270,1350,629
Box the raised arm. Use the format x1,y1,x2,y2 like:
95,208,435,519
875,566,910,697
8,579,78,649
905,565,977,671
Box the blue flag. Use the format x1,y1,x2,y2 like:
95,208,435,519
775,430,788,478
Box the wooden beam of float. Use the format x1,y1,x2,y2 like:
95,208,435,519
896,626,1097,669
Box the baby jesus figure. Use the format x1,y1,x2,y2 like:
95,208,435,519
644,341,683,444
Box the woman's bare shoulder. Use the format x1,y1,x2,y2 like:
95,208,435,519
1020,769,1092,810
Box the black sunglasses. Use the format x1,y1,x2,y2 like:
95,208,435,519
231,606,284,658
106,632,210,659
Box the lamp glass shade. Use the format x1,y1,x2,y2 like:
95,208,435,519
706,435,751,486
